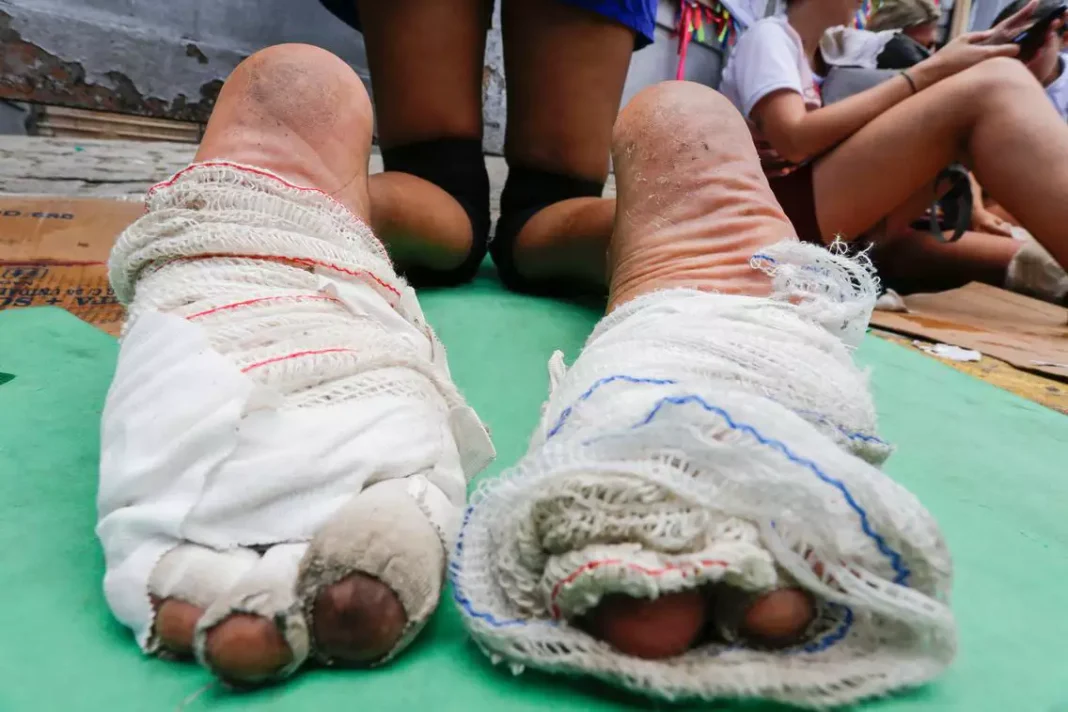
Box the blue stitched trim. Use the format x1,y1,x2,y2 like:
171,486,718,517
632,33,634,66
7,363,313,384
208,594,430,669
545,372,882,446
546,375,678,439
635,395,910,586
792,408,887,446
801,603,855,653
450,506,532,628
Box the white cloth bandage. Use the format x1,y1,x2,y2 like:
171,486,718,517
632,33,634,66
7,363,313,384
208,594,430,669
1005,231,1068,304
97,162,495,651
452,241,955,708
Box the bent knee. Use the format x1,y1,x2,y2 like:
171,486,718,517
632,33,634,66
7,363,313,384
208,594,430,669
967,55,1042,94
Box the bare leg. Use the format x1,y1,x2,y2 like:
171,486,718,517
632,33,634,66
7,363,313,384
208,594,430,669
855,185,1022,293
813,57,1068,267
581,82,814,657
870,228,1020,294
357,0,491,274
154,44,409,680
496,0,632,289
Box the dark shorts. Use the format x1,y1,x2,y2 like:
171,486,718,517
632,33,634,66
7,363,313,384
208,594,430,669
767,163,823,244
318,0,658,50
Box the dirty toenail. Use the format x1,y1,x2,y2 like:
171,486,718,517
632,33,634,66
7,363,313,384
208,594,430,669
312,573,408,665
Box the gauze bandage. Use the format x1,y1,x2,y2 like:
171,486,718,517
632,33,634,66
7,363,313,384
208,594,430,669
452,241,955,709
97,163,494,662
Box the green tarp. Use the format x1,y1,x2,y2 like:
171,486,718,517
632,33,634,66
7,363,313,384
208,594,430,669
1,274,1066,711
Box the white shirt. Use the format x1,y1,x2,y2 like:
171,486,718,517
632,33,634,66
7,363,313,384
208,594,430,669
720,16,823,176
1045,53,1068,121
720,16,822,120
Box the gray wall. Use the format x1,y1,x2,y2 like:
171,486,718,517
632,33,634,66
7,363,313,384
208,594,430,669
0,0,371,123
0,0,724,152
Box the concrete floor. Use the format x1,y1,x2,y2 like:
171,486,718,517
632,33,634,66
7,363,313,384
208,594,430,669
0,136,617,221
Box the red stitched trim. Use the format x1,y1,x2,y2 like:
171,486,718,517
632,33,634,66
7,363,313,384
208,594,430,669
156,253,400,301
144,160,395,270
550,558,729,619
149,161,332,199
241,347,358,373
186,294,341,320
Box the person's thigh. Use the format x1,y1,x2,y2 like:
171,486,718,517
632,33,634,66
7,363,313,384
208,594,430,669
501,0,637,179
356,0,489,145
870,228,1019,293
355,0,493,279
810,68,988,241
492,0,642,290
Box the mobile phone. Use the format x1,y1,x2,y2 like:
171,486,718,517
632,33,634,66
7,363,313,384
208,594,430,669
1012,4,1067,61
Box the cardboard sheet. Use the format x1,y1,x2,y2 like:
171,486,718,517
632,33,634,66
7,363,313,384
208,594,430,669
871,282,1068,380
0,195,142,335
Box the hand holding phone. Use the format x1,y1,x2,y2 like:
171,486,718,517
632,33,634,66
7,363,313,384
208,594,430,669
1011,4,1066,61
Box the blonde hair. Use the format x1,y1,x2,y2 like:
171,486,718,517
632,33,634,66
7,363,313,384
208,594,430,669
867,0,941,31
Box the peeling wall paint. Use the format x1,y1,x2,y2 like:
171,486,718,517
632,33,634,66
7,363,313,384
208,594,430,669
0,0,372,124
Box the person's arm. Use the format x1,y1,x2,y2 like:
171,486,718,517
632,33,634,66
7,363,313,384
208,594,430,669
752,31,1025,164
751,72,918,164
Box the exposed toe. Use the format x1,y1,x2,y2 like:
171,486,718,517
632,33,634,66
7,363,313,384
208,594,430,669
203,613,294,684
153,597,204,655
312,572,408,665
739,588,816,647
580,590,707,659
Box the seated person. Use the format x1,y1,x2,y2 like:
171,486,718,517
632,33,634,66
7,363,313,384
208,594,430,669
995,0,1068,119
316,0,651,294
868,0,943,66
719,0,1068,303
979,0,1068,228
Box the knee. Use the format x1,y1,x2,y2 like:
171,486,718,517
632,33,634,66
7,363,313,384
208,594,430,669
966,55,1042,99
612,81,748,163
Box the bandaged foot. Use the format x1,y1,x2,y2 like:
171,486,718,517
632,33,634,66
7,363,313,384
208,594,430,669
1005,228,1068,304
452,83,955,708
96,45,494,685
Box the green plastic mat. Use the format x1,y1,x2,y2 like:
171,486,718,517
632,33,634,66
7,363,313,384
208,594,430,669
2,272,1067,712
